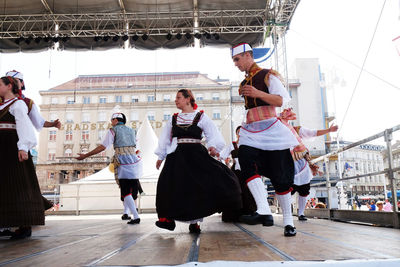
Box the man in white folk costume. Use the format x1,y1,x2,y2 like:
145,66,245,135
231,43,298,236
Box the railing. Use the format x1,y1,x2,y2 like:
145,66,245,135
308,124,400,228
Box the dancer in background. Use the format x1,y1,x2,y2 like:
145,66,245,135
231,43,299,236
220,126,256,222
155,89,242,233
0,76,44,239
279,108,338,221
76,113,142,225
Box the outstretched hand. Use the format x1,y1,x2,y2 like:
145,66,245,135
329,124,338,133
75,153,87,160
156,159,163,170
53,119,62,129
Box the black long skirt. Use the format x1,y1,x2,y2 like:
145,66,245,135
0,130,45,227
156,143,242,221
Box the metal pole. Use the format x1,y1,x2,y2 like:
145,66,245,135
384,129,399,228
325,157,331,210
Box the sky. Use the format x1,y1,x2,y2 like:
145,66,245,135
0,0,399,144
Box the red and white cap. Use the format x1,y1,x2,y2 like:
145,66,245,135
231,43,252,57
6,70,23,80
111,113,124,119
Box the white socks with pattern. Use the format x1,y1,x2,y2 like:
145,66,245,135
276,193,294,226
124,195,139,219
247,177,272,215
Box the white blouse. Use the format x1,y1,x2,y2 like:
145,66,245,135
155,111,226,161
0,98,37,152
28,103,46,131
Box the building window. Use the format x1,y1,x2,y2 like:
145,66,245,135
163,112,171,121
355,162,359,171
212,110,221,120
147,111,155,121
131,95,139,103
147,95,155,102
82,112,90,122
98,112,106,122
64,148,72,157
51,97,58,104
48,150,56,161
163,94,171,102
130,112,139,121
65,130,73,141
115,95,122,103
98,130,106,141
212,93,220,101
48,172,55,179
67,97,75,104
81,130,89,140
196,93,204,101
99,96,107,104
83,96,90,104
49,130,57,141
66,113,73,123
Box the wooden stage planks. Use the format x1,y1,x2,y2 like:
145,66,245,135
0,213,399,266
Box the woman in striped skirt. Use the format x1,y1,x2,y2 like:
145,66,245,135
0,76,44,239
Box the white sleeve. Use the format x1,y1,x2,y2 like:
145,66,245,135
10,100,37,152
101,129,115,149
268,74,291,105
154,118,173,161
299,127,318,139
198,113,226,153
28,103,45,131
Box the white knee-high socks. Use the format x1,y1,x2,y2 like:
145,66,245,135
298,196,307,216
123,201,129,215
124,195,139,219
276,193,294,227
247,177,271,215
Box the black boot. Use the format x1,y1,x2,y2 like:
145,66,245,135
239,212,274,226
121,214,131,220
298,215,307,221
284,225,297,237
155,219,176,231
127,218,140,225
189,223,201,234
10,227,32,240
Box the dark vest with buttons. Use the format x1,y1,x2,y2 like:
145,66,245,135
240,69,271,110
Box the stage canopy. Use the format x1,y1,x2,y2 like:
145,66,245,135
0,0,300,52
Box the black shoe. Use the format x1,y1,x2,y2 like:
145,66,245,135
10,227,32,240
155,220,176,231
127,218,140,224
239,212,274,226
298,215,307,221
0,229,13,237
189,223,201,234
284,225,297,237
121,214,131,220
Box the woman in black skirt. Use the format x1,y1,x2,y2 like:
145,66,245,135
0,76,44,239
154,89,242,233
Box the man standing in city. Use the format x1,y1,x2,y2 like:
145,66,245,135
231,43,299,236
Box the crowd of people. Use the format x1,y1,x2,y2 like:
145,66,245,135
2,42,391,241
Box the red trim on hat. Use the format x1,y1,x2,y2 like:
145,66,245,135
232,43,250,48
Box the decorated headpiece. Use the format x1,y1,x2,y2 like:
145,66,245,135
231,43,252,57
6,70,25,90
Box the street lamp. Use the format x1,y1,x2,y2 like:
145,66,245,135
349,184,353,209
54,187,57,205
